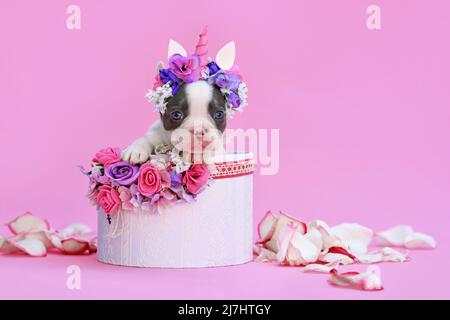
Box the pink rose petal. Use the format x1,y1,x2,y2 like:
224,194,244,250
6,212,50,235
61,238,90,255
257,210,278,244
58,223,92,238
376,225,437,249
0,234,24,253
379,247,408,262
275,222,297,262
329,266,383,291
404,232,436,249
375,225,414,246
265,212,306,252
6,238,47,257
319,252,354,265
47,232,63,249
89,237,98,253
331,223,373,255
286,228,322,266
23,231,54,249
304,261,340,273
253,245,277,262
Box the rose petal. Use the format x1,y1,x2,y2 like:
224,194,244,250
375,225,414,246
331,223,373,255
319,252,354,265
61,238,90,255
354,252,383,264
275,222,297,262
304,227,323,251
304,261,340,273
329,266,383,291
47,232,63,249
58,223,92,238
0,234,24,253
88,237,98,253
404,232,436,249
265,212,306,252
257,211,278,243
253,245,277,262
6,212,50,235
23,231,54,249
6,238,47,257
379,247,408,262
307,219,331,233
286,229,321,266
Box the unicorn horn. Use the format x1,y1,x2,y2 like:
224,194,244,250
195,25,208,68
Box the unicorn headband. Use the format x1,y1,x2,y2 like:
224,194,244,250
146,26,248,117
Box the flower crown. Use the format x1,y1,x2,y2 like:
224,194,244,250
146,27,248,118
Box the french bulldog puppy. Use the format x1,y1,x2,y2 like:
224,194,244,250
122,80,226,164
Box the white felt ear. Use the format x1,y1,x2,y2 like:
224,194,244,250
216,41,236,70
168,39,187,58
156,61,165,72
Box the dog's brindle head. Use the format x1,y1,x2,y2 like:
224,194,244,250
160,80,226,154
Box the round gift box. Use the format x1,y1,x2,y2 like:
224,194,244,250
97,153,254,268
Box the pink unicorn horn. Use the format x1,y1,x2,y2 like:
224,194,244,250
195,26,208,68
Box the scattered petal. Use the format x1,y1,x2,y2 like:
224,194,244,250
329,266,383,291
61,238,90,255
6,212,50,235
253,245,277,262
376,225,437,249
257,210,278,243
265,212,306,252
304,261,340,273
331,223,373,255
379,247,408,262
404,232,436,249
58,223,92,238
23,231,54,249
89,237,98,253
319,252,354,265
286,228,321,266
6,238,47,257
276,222,297,262
375,225,414,246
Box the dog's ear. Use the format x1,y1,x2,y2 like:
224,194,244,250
215,41,235,70
168,39,187,58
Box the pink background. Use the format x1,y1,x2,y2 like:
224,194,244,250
1,0,449,299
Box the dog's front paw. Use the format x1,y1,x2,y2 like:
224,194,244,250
122,141,152,164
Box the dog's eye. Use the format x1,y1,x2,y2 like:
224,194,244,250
170,110,183,121
214,111,224,120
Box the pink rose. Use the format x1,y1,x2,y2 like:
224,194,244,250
96,185,121,214
182,164,210,194
92,147,121,168
118,186,134,210
138,163,162,197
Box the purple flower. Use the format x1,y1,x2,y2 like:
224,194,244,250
159,69,179,84
169,54,201,83
169,170,182,188
159,69,181,95
105,161,139,186
171,82,181,95
227,92,241,109
206,61,220,75
129,184,144,206
208,70,241,91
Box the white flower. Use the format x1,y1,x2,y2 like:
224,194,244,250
237,82,248,111
145,83,173,114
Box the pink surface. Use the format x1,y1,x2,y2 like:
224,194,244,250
1,0,450,299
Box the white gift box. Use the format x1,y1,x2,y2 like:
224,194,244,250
97,153,254,268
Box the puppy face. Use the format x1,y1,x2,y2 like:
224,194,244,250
160,80,226,155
